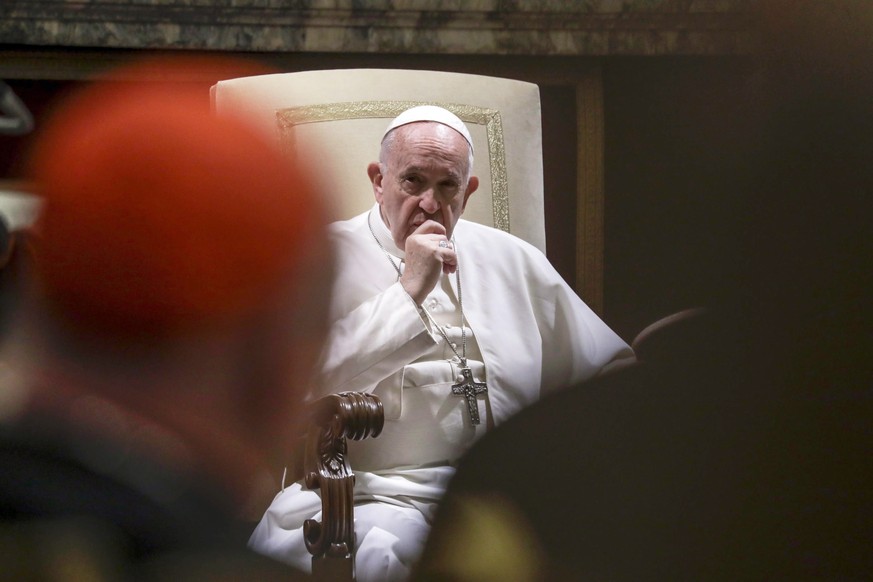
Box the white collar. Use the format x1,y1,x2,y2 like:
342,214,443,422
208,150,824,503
368,204,405,260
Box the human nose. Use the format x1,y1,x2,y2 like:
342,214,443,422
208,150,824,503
419,188,440,215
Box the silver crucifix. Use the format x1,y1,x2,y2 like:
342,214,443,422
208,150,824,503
452,367,487,425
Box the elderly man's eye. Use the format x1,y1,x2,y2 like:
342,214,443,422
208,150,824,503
401,176,423,192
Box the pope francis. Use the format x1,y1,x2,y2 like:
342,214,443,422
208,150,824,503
249,105,633,581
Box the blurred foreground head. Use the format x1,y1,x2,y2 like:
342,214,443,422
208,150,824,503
31,59,324,339
13,57,332,511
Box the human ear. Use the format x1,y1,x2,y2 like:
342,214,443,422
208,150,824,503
367,162,384,202
461,176,479,211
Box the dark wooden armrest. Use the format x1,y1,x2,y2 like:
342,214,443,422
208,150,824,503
302,391,383,581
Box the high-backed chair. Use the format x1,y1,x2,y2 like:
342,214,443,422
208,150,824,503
211,68,545,252
210,69,545,580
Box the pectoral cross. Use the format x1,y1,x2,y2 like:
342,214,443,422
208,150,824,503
452,367,487,425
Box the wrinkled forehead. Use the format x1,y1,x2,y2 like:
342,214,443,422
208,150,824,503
396,121,469,148
387,123,472,176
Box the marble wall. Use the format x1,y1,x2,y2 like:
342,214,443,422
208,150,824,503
0,1,750,57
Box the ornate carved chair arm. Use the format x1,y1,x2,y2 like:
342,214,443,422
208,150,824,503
302,391,383,580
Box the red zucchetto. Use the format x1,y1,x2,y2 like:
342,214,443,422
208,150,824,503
27,57,322,339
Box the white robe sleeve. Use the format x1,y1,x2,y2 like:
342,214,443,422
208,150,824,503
537,276,635,395
315,281,439,395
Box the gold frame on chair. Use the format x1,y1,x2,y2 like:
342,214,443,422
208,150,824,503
277,100,510,234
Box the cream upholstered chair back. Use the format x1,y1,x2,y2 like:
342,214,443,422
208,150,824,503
210,68,545,253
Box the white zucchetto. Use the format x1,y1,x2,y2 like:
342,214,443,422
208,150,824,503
382,105,474,154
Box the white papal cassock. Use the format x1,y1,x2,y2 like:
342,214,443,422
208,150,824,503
250,206,633,581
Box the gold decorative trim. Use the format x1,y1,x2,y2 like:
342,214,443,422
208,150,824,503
276,101,510,233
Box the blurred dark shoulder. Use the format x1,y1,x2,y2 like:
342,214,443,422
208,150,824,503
0,416,310,581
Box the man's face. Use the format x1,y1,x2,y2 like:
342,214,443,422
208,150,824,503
370,122,478,250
